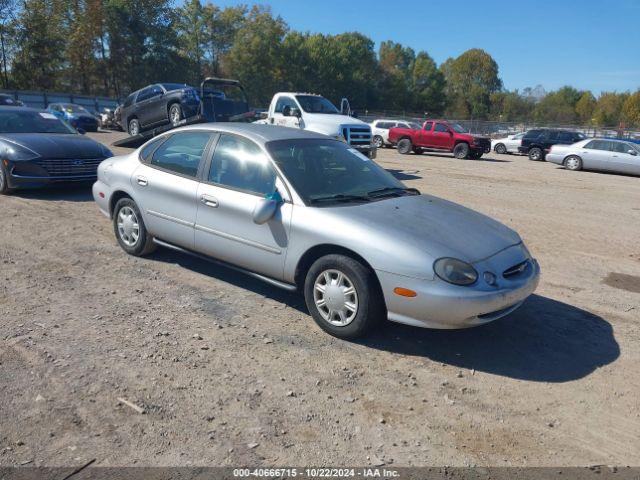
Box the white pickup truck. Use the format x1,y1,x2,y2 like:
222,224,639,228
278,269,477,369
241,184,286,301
258,92,376,158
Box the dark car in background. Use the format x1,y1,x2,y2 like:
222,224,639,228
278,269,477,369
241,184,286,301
47,103,99,132
0,107,112,194
518,129,586,161
120,83,201,136
0,94,23,106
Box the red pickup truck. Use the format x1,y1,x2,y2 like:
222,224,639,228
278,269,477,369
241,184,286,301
388,120,491,159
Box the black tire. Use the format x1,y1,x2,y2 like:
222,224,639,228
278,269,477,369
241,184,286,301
373,135,384,149
529,147,544,161
169,103,182,127
113,198,156,256
494,143,507,154
128,118,140,136
564,155,583,171
304,254,384,339
453,142,470,159
0,160,12,195
397,138,412,155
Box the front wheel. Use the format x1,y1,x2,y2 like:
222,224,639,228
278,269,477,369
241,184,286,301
564,155,582,171
397,138,412,155
529,147,543,161
304,254,384,339
113,198,156,256
453,142,470,159
494,143,507,154
128,118,140,136
169,104,182,127
0,160,12,195
373,135,384,149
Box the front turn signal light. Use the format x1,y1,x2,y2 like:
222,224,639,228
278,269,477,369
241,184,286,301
394,287,417,298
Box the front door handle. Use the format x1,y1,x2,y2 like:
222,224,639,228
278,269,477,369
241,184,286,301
137,176,148,186
200,194,218,208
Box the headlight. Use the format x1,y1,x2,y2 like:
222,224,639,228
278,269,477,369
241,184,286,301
0,140,40,161
433,258,478,286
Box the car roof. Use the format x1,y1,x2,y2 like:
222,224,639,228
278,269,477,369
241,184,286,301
174,122,332,145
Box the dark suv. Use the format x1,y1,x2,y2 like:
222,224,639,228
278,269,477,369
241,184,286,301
120,83,201,136
519,129,586,161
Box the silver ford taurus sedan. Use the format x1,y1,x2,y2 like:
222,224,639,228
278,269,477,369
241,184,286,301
93,124,540,339
546,138,640,175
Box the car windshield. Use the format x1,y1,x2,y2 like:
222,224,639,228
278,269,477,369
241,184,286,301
267,139,411,205
61,104,90,114
450,123,468,133
295,95,339,114
0,110,77,134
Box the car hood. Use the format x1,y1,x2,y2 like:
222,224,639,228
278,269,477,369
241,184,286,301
328,194,521,264
68,113,97,121
0,133,106,159
302,113,369,136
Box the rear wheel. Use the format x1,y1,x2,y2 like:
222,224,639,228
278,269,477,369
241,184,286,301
113,198,156,256
304,254,384,339
453,142,470,159
128,118,140,136
169,104,182,127
494,143,507,154
529,147,543,161
373,135,384,149
397,138,412,155
564,155,583,171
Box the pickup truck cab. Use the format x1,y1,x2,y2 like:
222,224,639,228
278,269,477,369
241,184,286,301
388,120,491,159
260,92,376,158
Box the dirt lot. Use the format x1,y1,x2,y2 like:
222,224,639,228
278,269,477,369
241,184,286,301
1,130,639,468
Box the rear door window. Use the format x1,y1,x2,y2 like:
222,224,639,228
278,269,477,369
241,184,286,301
585,140,611,151
434,123,449,133
209,134,276,196
150,131,212,178
423,122,433,131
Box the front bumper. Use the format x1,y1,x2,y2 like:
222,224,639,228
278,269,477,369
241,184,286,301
5,159,99,189
377,244,540,329
353,144,377,159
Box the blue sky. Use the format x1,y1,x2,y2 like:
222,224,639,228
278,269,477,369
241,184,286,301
191,0,640,94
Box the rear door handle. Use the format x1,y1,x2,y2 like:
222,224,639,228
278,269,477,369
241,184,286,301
200,194,218,208
137,176,148,186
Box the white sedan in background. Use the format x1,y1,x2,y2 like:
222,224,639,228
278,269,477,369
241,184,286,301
491,132,525,154
371,119,421,148
546,138,640,175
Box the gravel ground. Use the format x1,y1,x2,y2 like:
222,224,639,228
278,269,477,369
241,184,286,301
1,130,639,468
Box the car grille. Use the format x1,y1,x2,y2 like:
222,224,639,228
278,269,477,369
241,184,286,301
342,125,372,147
503,260,529,279
474,137,491,149
34,158,103,177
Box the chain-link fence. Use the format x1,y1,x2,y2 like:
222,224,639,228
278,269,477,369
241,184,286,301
358,110,640,141
0,89,119,114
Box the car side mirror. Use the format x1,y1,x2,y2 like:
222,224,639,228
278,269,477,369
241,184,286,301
252,190,283,225
629,149,638,156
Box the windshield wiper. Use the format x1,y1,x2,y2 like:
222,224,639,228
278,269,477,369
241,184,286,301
366,187,420,198
309,194,371,204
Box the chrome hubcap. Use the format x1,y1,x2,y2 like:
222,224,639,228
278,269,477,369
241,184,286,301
374,137,383,148
130,122,138,135
117,206,140,247
567,158,578,169
171,107,180,124
313,269,358,327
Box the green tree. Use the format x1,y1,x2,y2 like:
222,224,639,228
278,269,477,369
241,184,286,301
533,86,582,124
176,0,206,84
442,49,501,119
0,0,16,88
378,40,414,110
489,90,534,121
410,51,445,115
203,3,246,76
575,91,596,124
593,92,628,127
621,91,640,128
11,0,67,90
224,6,287,105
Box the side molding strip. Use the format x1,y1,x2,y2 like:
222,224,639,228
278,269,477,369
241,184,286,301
152,238,297,292
195,224,282,255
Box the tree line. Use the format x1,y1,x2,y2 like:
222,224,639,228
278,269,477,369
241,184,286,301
1,0,639,128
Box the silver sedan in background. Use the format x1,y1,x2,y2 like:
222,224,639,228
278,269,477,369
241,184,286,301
547,138,640,175
93,124,540,339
